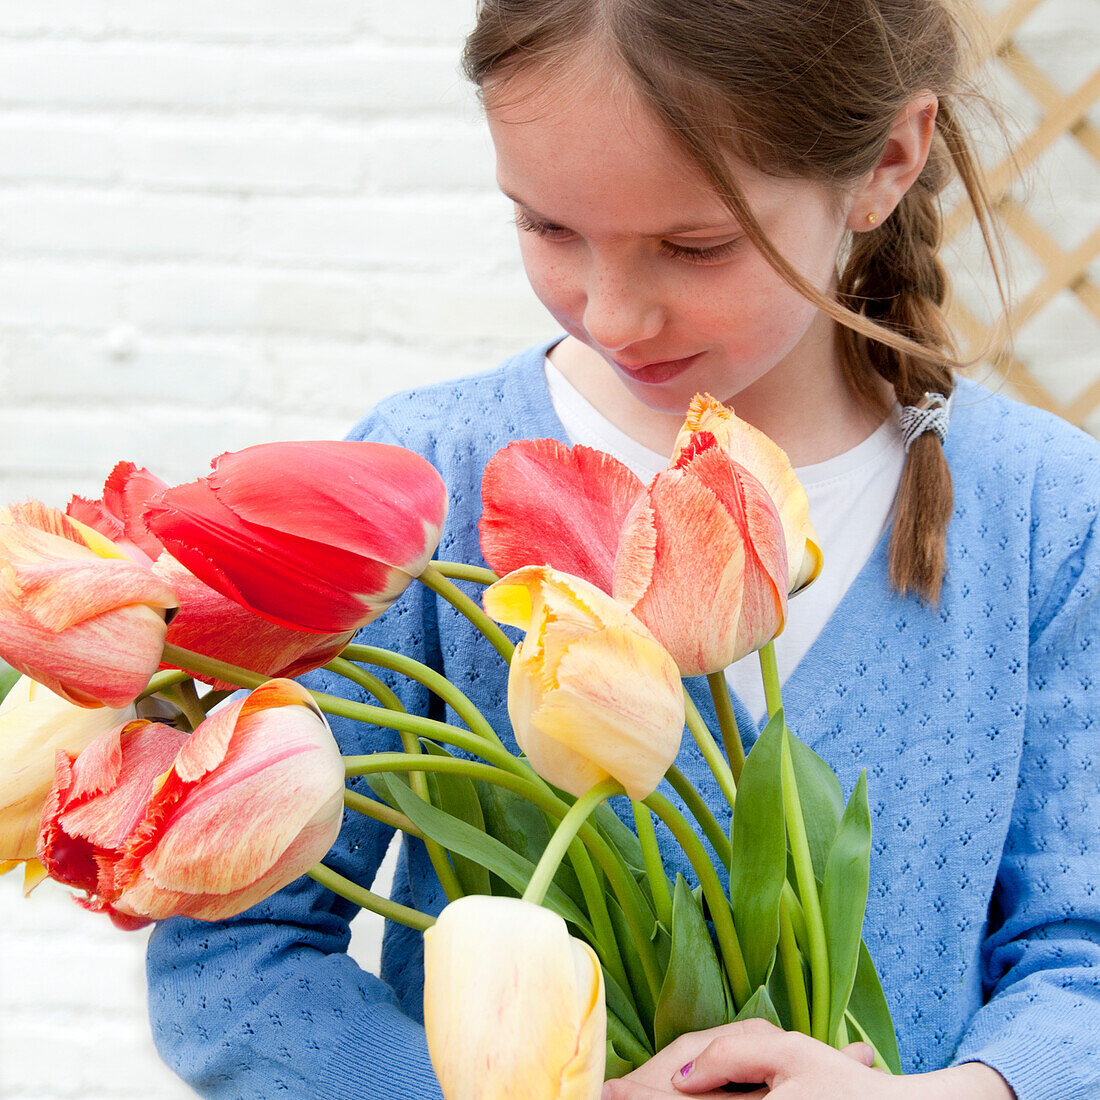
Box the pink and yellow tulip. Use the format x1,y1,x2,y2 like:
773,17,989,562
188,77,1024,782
145,441,448,634
674,394,822,593
424,895,606,1100
0,503,177,708
613,430,789,676
70,462,355,689
37,679,345,927
484,566,684,800
0,676,134,861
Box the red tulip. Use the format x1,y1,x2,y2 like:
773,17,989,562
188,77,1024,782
37,679,345,928
145,442,448,634
0,503,177,708
70,463,354,689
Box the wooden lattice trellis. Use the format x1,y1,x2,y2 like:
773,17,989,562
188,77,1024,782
946,0,1100,429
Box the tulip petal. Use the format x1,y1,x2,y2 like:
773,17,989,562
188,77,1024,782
530,625,685,800
424,896,606,1100
205,441,448,569
677,395,822,592
68,461,170,565
146,478,416,633
615,441,787,676
479,439,644,591
155,555,354,689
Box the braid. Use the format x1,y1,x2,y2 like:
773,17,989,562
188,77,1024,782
838,137,956,603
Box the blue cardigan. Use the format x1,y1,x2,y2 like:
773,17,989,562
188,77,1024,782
147,340,1100,1100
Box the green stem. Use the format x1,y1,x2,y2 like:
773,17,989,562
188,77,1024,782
707,672,745,783
306,864,433,931
778,895,811,1035
161,679,207,730
433,560,500,587
523,779,621,907
340,643,506,750
418,563,515,663
664,765,733,869
324,658,464,905
632,801,672,928
683,691,738,811
344,788,424,840
138,668,190,700
325,656,403,710
780,727,830,1042
644,791,751,1009
758,641,783,720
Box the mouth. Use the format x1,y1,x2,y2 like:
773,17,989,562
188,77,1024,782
613,353,702,385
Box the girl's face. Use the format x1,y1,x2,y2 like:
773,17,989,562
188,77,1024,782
485,63,860,439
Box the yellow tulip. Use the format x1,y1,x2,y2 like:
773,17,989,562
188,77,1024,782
0,675,134,861
484,565,685,801
424,895,605,1100
674,394,823,593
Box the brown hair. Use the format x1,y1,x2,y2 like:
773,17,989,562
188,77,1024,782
463,0,1007,603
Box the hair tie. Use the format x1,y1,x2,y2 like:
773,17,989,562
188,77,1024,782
899,392,950,452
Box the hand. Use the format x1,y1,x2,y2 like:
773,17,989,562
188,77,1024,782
601,1019,880,1099
601,1020,1016,1099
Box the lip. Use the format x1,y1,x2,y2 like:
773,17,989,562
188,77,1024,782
614,353,702,385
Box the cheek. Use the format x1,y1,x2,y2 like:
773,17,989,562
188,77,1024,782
518,241,582,319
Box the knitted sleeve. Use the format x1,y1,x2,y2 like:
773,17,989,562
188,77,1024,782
952,438,1100,1100
145,409,445,1100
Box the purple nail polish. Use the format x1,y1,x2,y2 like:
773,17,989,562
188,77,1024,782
679,1061,694,1078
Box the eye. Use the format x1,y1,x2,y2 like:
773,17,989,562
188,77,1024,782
659,238,741,266
513,208,574,241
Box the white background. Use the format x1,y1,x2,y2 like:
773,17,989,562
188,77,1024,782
0,1,1096,1097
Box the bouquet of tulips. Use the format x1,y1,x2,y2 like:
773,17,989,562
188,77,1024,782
0,395,900,1098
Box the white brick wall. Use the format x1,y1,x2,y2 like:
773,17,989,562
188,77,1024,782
0,2,1096,1098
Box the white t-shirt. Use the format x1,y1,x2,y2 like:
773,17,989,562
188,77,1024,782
544,359,906,724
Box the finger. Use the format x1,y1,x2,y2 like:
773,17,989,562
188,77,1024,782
670,1028,812,1093
602,1081,744,1100
840,1041,875,1067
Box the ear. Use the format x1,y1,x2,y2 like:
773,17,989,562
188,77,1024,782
847,93,938,232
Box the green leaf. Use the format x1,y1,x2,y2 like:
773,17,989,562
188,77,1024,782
604,1039,635,1081
371,772,596,941
603,971,651,1058
421,744,491,896
729,710,786,989
786,730,843,880
474,779,584,907
653,875,732,1050
606,894,657,1036
822,771,872,1046
0,660,19,704
847,940,901,1074
590,799,646,875
733,983,781,1027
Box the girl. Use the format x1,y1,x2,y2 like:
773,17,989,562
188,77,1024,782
146,1,1100,1097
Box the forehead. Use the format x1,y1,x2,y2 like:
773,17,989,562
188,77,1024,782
484,60,736,234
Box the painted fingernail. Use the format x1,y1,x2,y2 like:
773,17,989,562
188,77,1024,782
679,1061,694,1078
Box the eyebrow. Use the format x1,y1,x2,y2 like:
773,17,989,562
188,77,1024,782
502,189,738,237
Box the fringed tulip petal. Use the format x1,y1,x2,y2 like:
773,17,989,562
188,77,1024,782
480,439,644,591
35,679,344,927
68,462,169,566
424,895,606,1100
0,677,134,860
486,567,685,800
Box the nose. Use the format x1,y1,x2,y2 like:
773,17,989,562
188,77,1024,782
580,259,664,352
